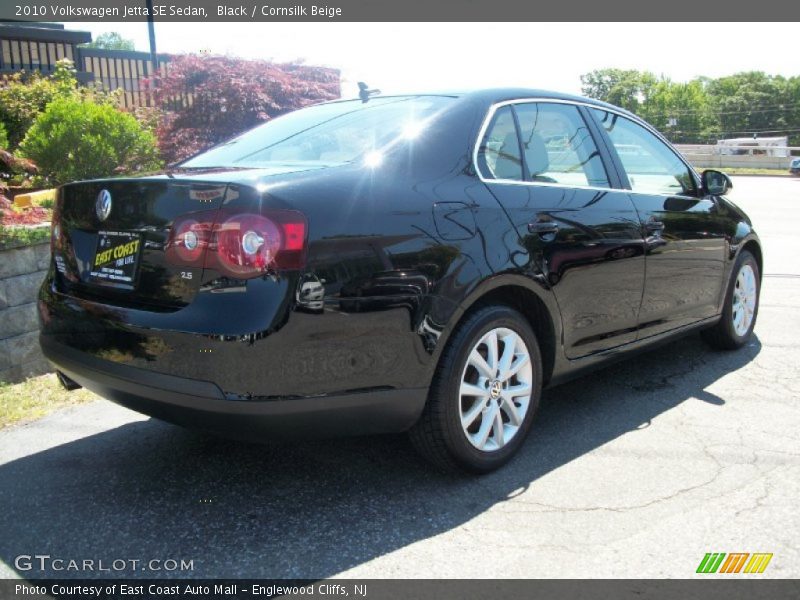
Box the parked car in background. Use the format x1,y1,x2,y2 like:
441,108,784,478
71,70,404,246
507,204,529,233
39,89,762,473
790,157,800,175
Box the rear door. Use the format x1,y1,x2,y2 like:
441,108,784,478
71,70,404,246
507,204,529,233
589,108,727,337
477,101,646,358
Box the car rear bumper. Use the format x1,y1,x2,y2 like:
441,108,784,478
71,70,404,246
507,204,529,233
41,335,428,441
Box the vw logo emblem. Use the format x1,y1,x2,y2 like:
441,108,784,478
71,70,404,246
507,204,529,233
96,189,112,222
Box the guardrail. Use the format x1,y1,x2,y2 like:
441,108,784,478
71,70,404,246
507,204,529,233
675,145,800,170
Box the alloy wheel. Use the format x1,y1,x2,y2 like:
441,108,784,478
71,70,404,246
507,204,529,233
459,327,533,452
732,263,757,337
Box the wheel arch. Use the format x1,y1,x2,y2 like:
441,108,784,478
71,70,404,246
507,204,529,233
437,275,561,386
741,238,763,280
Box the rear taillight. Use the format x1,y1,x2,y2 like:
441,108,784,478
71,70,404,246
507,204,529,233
169,218,211,266
166,208,307,278
213,213,282,276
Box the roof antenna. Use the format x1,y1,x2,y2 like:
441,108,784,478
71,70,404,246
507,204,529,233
358,82,380,103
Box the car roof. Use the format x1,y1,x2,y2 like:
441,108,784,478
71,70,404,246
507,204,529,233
331,87,636,119
463,87,635,114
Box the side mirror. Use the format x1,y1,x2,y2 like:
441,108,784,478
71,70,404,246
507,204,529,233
702,169,733,196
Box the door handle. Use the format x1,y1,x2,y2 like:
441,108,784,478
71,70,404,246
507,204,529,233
528,221,559,235
645,220,665,234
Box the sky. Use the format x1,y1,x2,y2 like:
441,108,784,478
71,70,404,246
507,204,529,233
72,22,798,98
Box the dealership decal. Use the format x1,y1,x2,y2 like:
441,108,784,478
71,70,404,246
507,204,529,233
94,238,140,268
90,231,142,284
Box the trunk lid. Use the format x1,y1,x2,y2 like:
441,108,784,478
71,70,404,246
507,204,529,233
55,178,229,310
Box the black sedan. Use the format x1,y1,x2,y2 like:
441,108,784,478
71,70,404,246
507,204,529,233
39,89,762,473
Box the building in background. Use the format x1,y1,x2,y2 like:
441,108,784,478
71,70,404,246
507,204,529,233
0,22,171,108
0,22,90,78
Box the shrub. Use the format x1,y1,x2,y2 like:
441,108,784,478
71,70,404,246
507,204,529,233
131,105,162,136
0,122,8,149
0,73,62,149
0,59,78,149
0,59,122,150
152,55,340,163
19,97,162,184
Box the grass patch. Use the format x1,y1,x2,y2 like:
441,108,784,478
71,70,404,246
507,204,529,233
0,373,97,429
0,224,50,250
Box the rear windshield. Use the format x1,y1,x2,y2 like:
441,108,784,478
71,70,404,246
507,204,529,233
181,96,454,168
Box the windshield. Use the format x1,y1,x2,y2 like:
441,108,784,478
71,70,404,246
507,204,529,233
181,96,455,169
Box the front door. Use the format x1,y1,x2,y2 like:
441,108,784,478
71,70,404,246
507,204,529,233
589,108,727,338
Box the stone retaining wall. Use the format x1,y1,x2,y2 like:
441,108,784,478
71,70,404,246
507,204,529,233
0,242,50,383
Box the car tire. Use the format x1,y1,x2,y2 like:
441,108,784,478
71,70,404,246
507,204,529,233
409,305,543,474
701,250,760,350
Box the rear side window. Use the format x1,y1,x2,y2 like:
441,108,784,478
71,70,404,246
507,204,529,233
476,106,523,181
591,109,696,196
514,103,610,188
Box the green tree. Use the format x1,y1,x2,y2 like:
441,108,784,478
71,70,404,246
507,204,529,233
706,72,795,143
84,32,135,51
19,97,161,184
640,79,715,143
580,68,657,113
786,76,800,145
580,68,800,145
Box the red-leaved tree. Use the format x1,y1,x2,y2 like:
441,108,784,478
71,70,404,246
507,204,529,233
151,55,340,164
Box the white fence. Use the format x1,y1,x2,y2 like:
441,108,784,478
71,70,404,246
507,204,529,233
675,145,799,170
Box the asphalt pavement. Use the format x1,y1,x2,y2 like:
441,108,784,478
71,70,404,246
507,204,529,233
0,176,798,578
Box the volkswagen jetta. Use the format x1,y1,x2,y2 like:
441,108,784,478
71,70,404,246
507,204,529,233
39,89,762,473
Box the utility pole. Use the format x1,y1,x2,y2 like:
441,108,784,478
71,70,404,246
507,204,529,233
145,0,158,82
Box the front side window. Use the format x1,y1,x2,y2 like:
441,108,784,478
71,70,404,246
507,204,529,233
592,109,696,196
514,103,610,188
181,96,454,168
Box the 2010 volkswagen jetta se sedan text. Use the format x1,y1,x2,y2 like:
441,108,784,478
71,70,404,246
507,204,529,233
39,88,762,473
